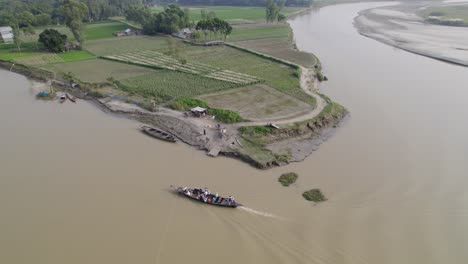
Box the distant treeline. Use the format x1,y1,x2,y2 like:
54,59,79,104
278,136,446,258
0,0,149,26
157,0,313,7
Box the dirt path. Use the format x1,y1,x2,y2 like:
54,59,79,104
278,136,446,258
235,66,327,127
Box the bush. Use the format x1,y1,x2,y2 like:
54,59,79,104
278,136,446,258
39,29,67,52
169,97,209,111
278,172,298,186
208,108,244,123
302,189,327,202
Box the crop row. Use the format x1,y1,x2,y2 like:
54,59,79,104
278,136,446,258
103,50,260,85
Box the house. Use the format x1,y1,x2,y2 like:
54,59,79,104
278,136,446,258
172,28,192,39
114,28,138,37
0,26,14,43
190,106,208,117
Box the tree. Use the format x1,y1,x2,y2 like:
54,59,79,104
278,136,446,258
39,28,68,52
143,4,190,35
34,13,52,26
265,0,279,23
60,0,89,44
277,13,286,22
124,4,151,25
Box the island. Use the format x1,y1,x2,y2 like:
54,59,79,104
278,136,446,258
0,1,347,169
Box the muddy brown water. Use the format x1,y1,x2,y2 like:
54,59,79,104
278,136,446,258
1,2,468,264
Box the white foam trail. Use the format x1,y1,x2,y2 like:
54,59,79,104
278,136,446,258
239,206,280,219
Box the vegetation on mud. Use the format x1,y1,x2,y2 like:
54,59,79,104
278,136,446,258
278,172,298,186
169,97,244,123
302,189,326,202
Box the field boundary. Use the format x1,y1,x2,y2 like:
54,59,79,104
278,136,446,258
225,42,301,69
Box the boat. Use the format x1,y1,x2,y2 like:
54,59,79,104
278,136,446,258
58,95,66,103
175,187,242,208
141,125,176,142
66,93,76,103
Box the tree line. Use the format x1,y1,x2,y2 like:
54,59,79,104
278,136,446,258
124,4,232,40
157,0,313,7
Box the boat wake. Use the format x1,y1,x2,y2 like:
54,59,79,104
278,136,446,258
239,206,281,219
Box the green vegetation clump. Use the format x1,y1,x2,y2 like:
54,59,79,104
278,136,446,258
208,108,244,123
169,98,209,111
302,189,327,202
117,70,239,102
278,172,298,186
239,126,273,136
38,29,67,52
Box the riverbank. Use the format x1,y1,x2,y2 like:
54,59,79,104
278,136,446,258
0,7,347,169
354,2,468,66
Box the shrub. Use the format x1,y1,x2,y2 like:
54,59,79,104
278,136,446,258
208,108,244,123
169,97,209,111
302,189,327,202
278,172,298,186
39,29,67,52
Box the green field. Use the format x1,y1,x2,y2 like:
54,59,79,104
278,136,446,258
178,44,311,103
58,50,95,61
152,6,303,22
85,22,134,40
118,70,239,101
18,21,131,43
420,5,468,26
228,23,291,42
42,58,156,83
85,36,171,56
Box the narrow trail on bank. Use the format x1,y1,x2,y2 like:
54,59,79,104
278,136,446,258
235,66,327,127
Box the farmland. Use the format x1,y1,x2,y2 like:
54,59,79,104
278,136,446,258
197,85,311,121
103,50,260,85
85,36,170,56
118,70,239,101
42,59,156,83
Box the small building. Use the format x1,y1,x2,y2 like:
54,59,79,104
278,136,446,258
190,106,208,117
0,26,14,43
172,28,193,39
64,41,80,51
114,28,138,37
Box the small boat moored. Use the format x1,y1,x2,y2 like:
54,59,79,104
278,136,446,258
66,93,76,103
141,125,176,142
58,95,66,103
175,187,242,208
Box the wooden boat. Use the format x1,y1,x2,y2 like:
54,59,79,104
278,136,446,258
141,125,176,142
58,95,66,103
66,93,76,103
175,187,242,208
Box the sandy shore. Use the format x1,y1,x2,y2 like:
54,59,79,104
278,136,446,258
354,2,468,66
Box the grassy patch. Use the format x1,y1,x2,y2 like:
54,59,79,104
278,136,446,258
42,58,156,83
278,172,298,186
85,36,170,56
15,53,63,65
169,97,209,111
208,108,244,123
228,24,291,42
58,50,95,62
85,22,133,40
302,189,327,202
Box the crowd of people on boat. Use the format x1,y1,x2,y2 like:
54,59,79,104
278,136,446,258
181,187,236,205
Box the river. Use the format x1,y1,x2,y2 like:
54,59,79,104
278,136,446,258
1,2,468,264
